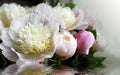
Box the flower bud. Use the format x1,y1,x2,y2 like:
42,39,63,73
76,30,95,54
55,31,77,60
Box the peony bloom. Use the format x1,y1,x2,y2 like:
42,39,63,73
55,31,77,60
76,30,95,54
53,5,76,29
0,3,26,27
0,3,59,62
53,5,95,31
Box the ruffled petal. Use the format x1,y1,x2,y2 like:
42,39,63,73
70,9,87,30
8,15,29,41
1,28,13,47
12,33,57,62
70,8,95,30
13,41,56,62
0,43,18,61
29,3,59,33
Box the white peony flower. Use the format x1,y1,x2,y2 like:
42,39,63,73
0,3,26,27
53,5,76,29
0,3,59,62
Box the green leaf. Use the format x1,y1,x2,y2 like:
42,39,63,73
91,30,97,39
51,0,60,7
46,50,106,70
65,2,75,9
45,54,63,68
94,57,106,63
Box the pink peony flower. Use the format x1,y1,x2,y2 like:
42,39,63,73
55,31,77,60
76,30,95,54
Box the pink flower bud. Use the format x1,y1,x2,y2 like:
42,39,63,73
55,31,77,60
76,30,95,54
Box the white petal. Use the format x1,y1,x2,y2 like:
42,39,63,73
16,59,24,66
69,23,89,30
96,32,108,51
8,15,29,41
0,43,18,61
29,3,55,24
1,28,13,47
57,18,66,29
56,41,68,57
14,49,55,62
70,9,94,30
84,9,96,25
0,20,4,34
29,3,59,33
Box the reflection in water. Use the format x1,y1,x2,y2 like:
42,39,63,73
1,63,77,75
1,63,111,75
2,63,52,75
2,64,18,75
51,66,76,75
17,64,52,75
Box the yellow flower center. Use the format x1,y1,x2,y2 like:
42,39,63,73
14,24,53,54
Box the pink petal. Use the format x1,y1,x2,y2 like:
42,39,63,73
76,30,95,54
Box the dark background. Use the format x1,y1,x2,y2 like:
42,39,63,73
0,0,44,6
